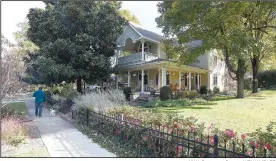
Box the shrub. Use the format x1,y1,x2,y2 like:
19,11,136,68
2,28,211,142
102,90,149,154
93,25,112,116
173,91,185,100
199,85,208,95
123,87,132,101
1,107,16,118
213,87,220,94
184,90,199,99
258,70,276,89
208,89,212,94
1,116,28,146
160,86,173,101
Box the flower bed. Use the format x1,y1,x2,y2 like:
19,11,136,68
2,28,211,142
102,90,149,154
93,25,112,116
73,107,276,158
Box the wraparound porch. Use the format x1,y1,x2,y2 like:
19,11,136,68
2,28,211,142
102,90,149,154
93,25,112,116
116,62,210,92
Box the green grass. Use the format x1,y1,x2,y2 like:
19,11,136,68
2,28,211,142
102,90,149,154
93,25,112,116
151,90,276,134
4,102,28,116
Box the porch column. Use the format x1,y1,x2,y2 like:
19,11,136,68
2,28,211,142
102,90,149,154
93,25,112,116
207,72,210,90
188,72,191,91
141,69,144,92
141,40,145,61
127,71,131,87
197,73,200,90
162,67,166,87
117,49,121,65
179,71,182,90
158,69,161,89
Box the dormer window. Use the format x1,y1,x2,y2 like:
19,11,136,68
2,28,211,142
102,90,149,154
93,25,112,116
214,56,217,65
138,41,149,52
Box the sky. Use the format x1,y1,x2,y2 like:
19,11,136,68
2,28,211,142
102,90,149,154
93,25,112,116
1,1,163,44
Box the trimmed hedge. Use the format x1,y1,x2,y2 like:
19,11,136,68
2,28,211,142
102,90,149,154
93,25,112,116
160,86,173,101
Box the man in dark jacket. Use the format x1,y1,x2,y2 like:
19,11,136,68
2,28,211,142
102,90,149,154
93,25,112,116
33,87,46,117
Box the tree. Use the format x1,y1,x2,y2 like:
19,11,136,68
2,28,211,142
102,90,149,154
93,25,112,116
241,3,276,93
119,9,141,25
0,35,24,108
156,1,252,98
26,1,126,93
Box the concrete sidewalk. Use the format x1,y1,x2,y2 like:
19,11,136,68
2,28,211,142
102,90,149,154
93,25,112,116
25,99,116,157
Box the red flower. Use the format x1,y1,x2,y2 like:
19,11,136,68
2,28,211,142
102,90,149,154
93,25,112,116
177,145,182,151
241,133,246,140
264,143,272,151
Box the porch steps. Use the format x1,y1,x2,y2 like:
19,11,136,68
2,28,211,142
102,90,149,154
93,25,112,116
129,93,151,106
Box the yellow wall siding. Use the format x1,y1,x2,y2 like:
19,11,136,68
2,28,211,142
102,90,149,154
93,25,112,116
148,69,159,88
169,71,179,85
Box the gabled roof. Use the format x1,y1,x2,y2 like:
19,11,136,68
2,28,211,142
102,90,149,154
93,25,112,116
128,22,164,42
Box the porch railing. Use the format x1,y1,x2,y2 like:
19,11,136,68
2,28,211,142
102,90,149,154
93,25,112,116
117,52,158,65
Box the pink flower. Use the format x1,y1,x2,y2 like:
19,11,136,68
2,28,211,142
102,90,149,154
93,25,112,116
201,152,206,157
245,151,252,156
115,129,121,136
209,136,214,145
208,123,214,130
264,144,272,151
241,133,246,140
168,129,173,134
224,129,235,138
255,143,260,149
250,140,255,146
174,122,180,129
191,125,196,132
143,135,148,141
196,137,200,142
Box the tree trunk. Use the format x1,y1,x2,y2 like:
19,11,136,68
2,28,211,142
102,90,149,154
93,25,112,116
236,59,246,98
251,57,259,93
76,78,82,93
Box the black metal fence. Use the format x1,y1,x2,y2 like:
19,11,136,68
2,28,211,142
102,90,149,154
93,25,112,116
72,108,268,158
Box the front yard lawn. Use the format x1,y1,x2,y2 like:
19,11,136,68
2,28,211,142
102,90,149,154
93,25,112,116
151,90,276,133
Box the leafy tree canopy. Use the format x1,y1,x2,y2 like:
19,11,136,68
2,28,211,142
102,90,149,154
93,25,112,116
25,1,127,91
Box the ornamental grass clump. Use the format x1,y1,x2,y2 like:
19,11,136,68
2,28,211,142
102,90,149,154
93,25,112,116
1,116,28,146
73,89,127,113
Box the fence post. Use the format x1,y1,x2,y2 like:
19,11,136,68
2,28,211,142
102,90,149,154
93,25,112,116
86,109,89,126
213,135,219,157
120,113,124,141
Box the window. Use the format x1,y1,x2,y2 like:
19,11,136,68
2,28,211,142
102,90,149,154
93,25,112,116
166,71,170,85
138,42,149,52
213,75,218,86
214,56,217,65
195,74,200,86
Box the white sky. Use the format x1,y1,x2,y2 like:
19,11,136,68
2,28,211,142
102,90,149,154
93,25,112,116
1,1,163,44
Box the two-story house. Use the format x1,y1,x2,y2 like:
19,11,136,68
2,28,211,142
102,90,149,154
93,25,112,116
115,22,235,93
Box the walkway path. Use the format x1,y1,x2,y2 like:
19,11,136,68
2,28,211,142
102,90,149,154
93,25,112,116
25,99,116,157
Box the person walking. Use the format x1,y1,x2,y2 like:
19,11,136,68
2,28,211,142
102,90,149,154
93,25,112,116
33,87,46,117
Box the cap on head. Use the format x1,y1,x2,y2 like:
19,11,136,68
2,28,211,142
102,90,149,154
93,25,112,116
39,86,43,90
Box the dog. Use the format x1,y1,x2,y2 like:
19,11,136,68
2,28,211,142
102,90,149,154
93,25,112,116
49,108,56,117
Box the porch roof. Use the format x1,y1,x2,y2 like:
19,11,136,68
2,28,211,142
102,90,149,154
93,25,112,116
117,59,209,73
